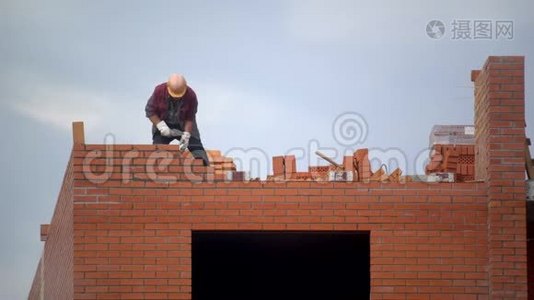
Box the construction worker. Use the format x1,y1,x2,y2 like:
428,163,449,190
145,74,209,166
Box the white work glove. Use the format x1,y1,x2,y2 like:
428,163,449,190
156,121,171,137
178,131,191,152
170,128,184,137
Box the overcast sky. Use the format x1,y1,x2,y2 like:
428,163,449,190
1,0,533,298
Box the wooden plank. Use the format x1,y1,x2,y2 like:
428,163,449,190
40,224,50,242
315,151,342,169
72,121,85,144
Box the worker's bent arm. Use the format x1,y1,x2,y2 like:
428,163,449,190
148,115,162,126
184,120,193,133
145,93,161,125
183,94,198,133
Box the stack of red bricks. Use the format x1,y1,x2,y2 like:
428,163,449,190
346,148,405,183
207,150,246,180
425,144,475,182
268,155,338,181
207,150,235,175
268,155,301,180
206,150,249,181
269,149,406,183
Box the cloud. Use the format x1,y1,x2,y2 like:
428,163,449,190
10,84,110,131
6,77,150,144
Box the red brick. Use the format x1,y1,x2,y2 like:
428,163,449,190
343,156,355,171
272,156,284,176
284,155,297,179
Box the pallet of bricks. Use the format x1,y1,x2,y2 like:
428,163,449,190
425,144,475,182
424,125,476,182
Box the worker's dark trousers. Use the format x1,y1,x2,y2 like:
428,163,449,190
152,132,210,166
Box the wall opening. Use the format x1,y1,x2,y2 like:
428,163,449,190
192,231,370,300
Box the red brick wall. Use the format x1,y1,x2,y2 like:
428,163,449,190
28,257,42,299
29,56,529,299
29,156,75,300
473,56,528,299
71,162,489,299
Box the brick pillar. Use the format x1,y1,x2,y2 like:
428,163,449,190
472,56,527,299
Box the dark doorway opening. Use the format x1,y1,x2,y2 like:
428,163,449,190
192,231,370,300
